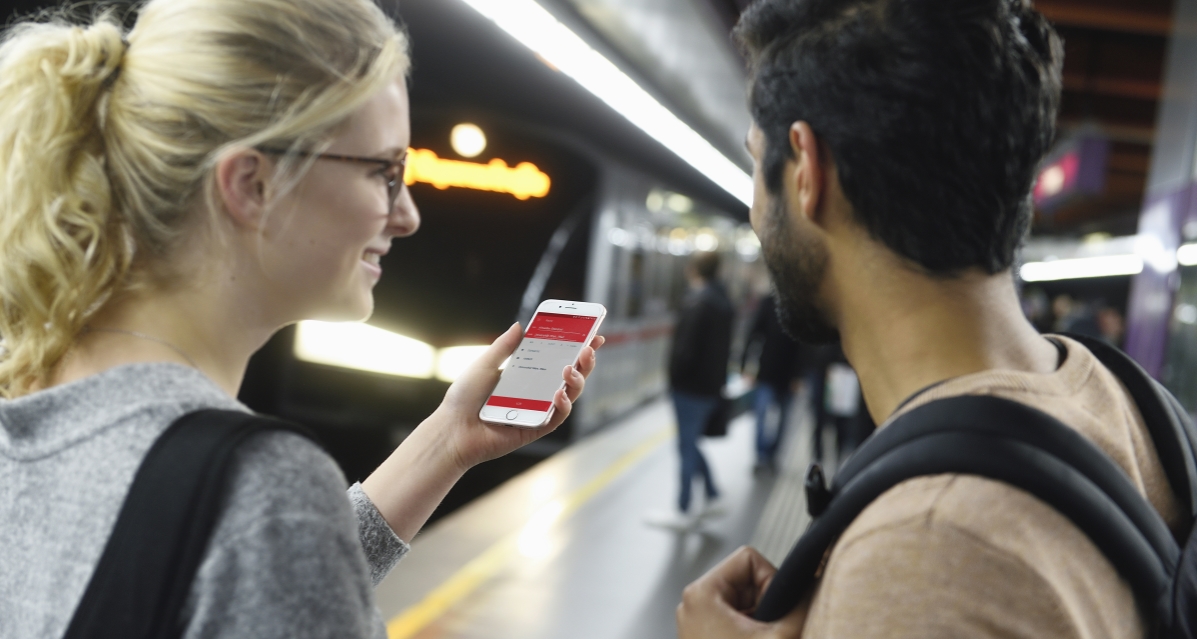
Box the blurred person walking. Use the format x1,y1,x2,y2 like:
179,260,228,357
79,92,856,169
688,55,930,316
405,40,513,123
0,2,602,637
647,251,733,531
740,293,804,472
821,346,873,462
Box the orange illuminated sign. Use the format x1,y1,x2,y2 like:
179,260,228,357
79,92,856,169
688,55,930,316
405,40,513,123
403,148,551,200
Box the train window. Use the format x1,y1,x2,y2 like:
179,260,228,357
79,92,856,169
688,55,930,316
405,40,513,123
627,251,645,318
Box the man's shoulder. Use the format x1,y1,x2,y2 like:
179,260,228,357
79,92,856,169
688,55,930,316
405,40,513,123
808,336,1158,636
810,473,1142,637
840,473,1105,566
888,335,1182,526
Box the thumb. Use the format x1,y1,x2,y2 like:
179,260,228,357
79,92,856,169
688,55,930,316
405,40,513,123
473,322,523,372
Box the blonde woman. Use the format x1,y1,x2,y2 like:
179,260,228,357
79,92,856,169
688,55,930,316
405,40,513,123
0,1,601,636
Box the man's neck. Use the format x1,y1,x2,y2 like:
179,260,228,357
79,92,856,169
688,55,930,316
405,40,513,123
836,265,1059,425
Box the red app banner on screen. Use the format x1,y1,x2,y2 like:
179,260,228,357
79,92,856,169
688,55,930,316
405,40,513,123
523,313,598,342
486,313,598,411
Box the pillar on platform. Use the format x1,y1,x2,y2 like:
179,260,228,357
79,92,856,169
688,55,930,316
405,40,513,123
1125,0,1197,412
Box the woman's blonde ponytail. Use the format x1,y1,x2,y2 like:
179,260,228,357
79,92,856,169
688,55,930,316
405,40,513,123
0,16,132,397
0,0,409,397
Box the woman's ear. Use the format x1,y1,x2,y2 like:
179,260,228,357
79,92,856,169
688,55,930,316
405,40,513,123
214,149,271,230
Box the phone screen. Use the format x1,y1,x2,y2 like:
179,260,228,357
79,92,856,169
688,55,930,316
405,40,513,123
485,312,599,411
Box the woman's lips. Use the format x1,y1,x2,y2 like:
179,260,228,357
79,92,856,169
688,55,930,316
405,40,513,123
362,249,385,278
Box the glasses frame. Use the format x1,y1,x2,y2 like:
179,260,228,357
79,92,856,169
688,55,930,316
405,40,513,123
258,147,408,212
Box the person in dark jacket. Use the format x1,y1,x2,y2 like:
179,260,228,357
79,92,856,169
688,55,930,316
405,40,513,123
741,293,804,471
649,251,734,530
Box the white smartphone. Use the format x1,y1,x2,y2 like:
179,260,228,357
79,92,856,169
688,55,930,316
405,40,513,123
479,300,606,428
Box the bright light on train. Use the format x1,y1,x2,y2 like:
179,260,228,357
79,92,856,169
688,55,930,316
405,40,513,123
435,345,491,383
457,0,753,205
667,194,694,213
450,123,487,158
607,227,633,247
668,228,691,256
294,321,436,378
694,229,719,251
646,191,664,212
1019,255,1144,282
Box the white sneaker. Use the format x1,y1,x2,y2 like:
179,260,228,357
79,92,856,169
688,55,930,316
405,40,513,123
699,496,728,519
644,509,699,532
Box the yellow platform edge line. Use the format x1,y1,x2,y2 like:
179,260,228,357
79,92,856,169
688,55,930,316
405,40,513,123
386,425,674,639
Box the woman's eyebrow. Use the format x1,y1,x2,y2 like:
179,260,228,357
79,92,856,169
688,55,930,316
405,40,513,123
372,146,407,158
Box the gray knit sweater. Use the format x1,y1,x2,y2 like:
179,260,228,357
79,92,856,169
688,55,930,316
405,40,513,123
0,363,409,639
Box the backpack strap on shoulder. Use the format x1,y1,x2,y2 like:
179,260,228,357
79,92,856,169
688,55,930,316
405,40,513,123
1064,333,1197,524
64,409,313,639
753,395,1178,624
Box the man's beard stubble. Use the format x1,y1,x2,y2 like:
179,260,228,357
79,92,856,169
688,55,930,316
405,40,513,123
760,196,840,345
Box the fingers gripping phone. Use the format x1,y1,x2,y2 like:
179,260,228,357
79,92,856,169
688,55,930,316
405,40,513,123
479,300,606,428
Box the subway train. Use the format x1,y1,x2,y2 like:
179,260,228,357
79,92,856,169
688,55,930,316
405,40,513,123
236,111,766,497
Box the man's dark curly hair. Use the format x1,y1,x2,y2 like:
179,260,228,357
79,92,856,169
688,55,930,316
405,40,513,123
734,0,1063,275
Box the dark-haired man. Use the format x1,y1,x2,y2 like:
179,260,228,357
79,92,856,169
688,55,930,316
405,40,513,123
676,0,1180,636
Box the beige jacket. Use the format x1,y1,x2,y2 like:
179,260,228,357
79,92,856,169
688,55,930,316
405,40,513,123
801,336,1182,638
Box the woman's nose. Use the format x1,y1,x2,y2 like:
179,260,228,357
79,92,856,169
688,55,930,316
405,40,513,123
388,186,420,238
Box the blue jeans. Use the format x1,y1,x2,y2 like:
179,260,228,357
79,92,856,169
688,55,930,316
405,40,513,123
671,391,720,513
754,383,792,465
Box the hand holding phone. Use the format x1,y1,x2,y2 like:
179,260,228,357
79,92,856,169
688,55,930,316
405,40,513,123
480,300,606,428
359,319,603,543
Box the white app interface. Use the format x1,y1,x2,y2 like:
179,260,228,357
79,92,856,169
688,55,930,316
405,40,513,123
486,313,596,411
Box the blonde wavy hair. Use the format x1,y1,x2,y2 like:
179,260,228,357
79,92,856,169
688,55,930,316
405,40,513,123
0,0,410,397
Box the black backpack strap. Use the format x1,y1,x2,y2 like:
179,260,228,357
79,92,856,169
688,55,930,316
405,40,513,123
63,409,312,639
832,397,1179,561
1064,333,1197,524
753,395,1179,623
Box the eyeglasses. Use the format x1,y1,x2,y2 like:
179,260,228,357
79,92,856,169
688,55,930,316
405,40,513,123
258,147,408,212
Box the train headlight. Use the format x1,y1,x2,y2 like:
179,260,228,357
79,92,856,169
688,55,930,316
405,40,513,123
436,345,491,383
294,321,436,379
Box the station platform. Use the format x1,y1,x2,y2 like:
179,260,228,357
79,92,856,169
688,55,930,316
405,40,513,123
375,394,817,639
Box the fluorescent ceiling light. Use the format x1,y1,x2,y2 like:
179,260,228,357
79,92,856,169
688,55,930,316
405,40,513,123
294,321,435,378
1019,255,1144,282
1178,243,1197,266
436,345,491,383
457,0,753,206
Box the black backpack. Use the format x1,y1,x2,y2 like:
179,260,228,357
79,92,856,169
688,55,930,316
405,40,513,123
753,334,1197,638
63,410,313,639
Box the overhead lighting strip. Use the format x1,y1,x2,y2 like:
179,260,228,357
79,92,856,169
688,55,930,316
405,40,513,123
457,0,754,206
1019,240,1197,282
1019,255,1144,281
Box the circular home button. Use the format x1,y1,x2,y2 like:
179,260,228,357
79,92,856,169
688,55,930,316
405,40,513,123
505,410,519,420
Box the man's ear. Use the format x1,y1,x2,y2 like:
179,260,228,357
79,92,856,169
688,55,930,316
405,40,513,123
214,149,271,230
788,121,825,225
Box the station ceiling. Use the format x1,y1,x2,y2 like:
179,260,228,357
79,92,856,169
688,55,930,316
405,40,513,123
412,0,1174,234
2,0,1177,232
704,0,1175,237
